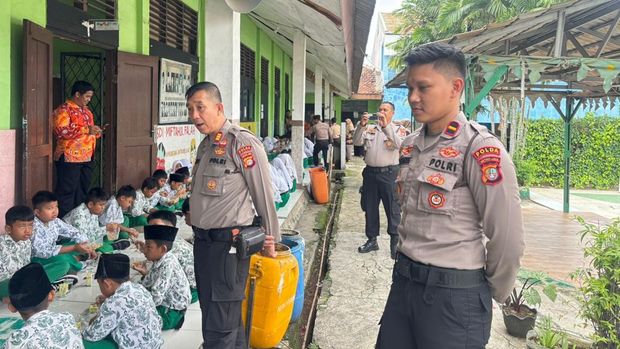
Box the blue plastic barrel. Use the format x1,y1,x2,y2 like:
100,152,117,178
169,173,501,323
281,230,305,321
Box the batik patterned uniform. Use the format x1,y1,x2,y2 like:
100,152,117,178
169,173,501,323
0,235,31,282
82,282,163,349
99,197,124,226
141,253,191,310
2,310,84,349
130,191,152,217
171,237,196,289
157,184,185,208
64,203,106,243
31,217,88,259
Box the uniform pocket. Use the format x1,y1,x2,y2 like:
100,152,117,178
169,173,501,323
200,166,226,196
416,168,458,215
211,242,247,302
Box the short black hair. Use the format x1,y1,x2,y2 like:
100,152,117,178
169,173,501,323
150,239,173,252
141,177,160,191
331,118,337,123
181,198,190,214
116,185,136,199
175,166,190,177
185,81,222,102
312,115,322,121
404,42,466,79
148,210,177,226
32,191,58,210
85,187,109,205
5,206,34,225
71,80,94,96
152,169,168,182
380,101,396,111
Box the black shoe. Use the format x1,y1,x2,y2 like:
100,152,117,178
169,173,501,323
390,235,399,260
51,274,79,290
111,239,131,250
358,239,379,253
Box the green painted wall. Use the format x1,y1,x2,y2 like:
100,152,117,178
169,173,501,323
5,0,47,130
118,0,149,54
368,100,381,114
240,15,292,137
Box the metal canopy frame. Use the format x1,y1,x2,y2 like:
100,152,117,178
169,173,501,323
386,0,620,213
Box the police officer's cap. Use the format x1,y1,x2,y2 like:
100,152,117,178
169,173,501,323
95,253,130,280
9,263,52,310
144,224,178,242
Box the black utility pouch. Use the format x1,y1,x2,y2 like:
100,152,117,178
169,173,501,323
234,226,266,259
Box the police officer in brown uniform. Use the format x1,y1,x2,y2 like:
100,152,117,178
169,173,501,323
311,114,332,168
186,82,279,349
375,43,525,348
353,102,405,259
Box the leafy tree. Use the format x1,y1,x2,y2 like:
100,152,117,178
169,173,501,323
388,0,568,70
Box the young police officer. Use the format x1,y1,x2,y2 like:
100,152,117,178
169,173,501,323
376,43,525,348
186,82,279,349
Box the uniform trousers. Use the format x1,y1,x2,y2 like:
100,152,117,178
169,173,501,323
55,157,94,218
193,227,251,349
313,139,330,167
0,259,70,298
361,166,401,239
376,254,492,349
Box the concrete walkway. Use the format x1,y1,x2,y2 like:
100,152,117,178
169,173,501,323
312,157,597,349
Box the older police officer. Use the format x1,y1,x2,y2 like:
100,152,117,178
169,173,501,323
187,82,279,349
376,43,524,348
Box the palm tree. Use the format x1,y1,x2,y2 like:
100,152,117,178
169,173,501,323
388,0,568,70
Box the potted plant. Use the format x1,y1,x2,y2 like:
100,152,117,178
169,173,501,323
572,217,620,348
526,316,593,349
502,270,559,338
514,157,535,200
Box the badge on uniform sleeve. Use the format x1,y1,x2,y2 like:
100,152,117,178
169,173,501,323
439,146,460,158
472,146,503,186
237,145,256,169
426,173,445,186
428,191,446,209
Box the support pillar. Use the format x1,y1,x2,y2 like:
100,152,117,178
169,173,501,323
314,66,323,117
292,30,307,186
562,97,572,213
324,83,331,120
204,1,241,124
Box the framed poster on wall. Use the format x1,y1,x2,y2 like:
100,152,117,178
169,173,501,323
155,124,202,174
159,58,193,124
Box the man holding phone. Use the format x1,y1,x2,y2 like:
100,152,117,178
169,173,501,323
353,102,406,259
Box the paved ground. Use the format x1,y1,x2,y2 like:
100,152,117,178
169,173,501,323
312,157,610,349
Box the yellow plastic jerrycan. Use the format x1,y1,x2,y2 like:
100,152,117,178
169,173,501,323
242,243,299,348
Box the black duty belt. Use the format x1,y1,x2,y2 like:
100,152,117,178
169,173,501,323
395,253,486,289
193,226,249,243
365,165,399,173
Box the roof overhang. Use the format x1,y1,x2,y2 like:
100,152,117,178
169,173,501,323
250,0,375,97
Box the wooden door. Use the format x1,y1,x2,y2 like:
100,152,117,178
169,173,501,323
113,52,158,190
22,20,53,204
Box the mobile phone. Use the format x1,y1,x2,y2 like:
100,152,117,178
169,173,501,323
368,114,378,125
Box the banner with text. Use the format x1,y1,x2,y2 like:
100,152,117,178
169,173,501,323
155,124,202,174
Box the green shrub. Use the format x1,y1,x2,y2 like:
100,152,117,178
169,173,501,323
523,114,620,189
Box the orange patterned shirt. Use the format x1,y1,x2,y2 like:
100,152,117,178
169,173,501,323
53,100,99,162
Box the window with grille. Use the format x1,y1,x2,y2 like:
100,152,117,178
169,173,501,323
240,44,256,122
150,0,198,55
241,44,256,80
261,57,269,85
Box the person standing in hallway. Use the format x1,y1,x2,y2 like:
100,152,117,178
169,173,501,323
353,102,405,259
311,115,332,168
53,81,103,218
376,43,524,349
187,81,279,349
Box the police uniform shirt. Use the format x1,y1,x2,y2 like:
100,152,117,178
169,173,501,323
190,120,281,241
352,122,404,167
141,252,191,310
31,217,89,259
0,234,31,282
4,310,84,349
64,203,107,244
312,121,332,141
330,123,341,140
397,112,524,302
171,236,197,289
98,197,124,226
83,281,163,349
